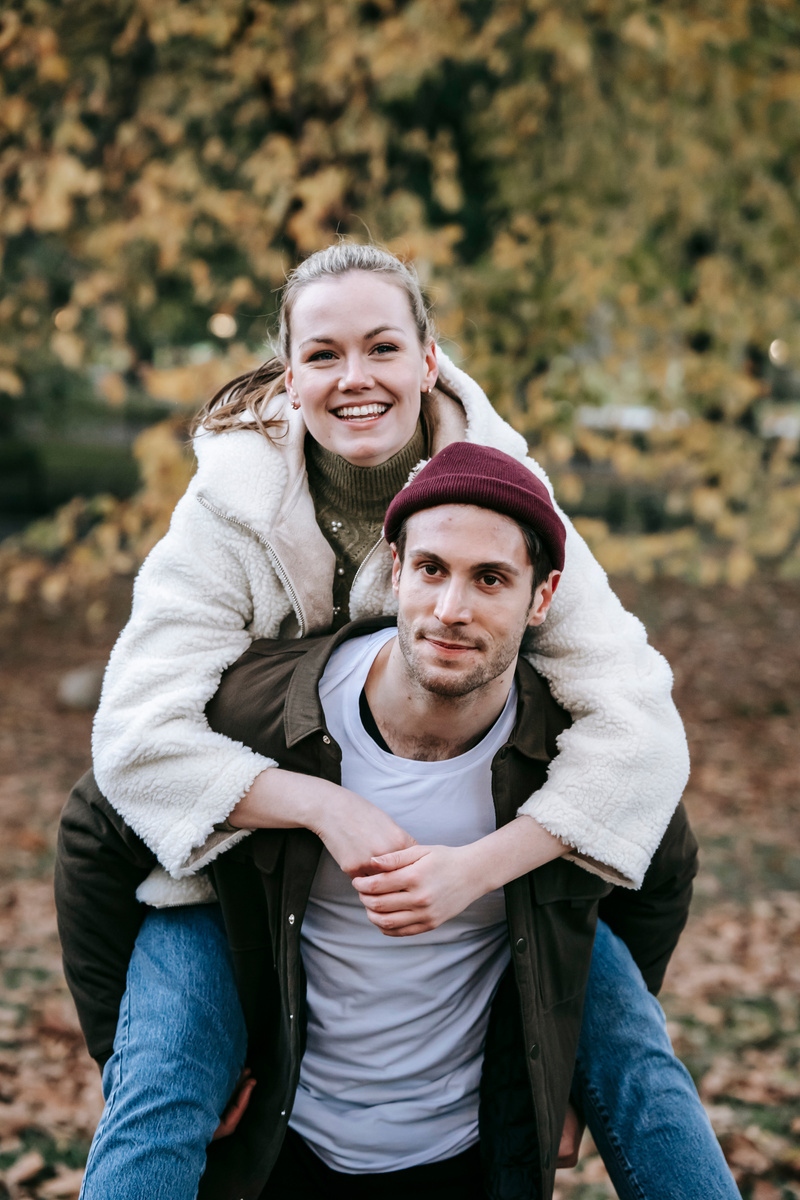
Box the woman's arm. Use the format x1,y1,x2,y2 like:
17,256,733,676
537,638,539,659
352,815,563,935
517,498,689,889
229,767,416,878
92,493,283,878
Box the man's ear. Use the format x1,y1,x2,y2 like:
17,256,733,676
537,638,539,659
527,570,561,628
390,544,402,595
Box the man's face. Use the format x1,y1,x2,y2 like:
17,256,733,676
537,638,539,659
391,504,556,699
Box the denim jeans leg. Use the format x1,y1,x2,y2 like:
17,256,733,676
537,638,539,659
571,919,740,1200
80,903,247,1200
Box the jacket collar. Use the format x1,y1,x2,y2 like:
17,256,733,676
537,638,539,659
282,615,554,763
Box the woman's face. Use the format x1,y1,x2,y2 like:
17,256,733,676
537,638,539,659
285,271,438,466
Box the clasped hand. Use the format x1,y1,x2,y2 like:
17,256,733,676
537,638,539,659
352,844,484,936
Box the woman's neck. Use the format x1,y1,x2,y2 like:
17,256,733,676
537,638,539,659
305,423,427,522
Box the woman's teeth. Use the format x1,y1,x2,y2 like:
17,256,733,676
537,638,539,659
334,403,389,421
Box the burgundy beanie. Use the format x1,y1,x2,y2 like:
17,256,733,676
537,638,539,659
384,442,566,572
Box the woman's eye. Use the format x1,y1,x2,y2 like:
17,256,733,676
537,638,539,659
307,349,336,362
372,342,399,355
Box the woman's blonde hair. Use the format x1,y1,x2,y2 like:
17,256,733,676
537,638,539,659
194,243,446,439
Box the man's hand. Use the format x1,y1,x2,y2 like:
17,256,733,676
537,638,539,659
212,1069,256,1141
352,844,484,935
556,1103,585,1169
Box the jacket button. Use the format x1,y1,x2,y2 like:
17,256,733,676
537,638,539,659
322,735,331,744
528,1043,540,1060
515,937,526,953
288,914,295,925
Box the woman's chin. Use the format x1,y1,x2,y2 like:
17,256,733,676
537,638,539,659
323,421,413,466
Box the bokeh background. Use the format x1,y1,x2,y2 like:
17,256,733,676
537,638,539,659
0,2,798,1197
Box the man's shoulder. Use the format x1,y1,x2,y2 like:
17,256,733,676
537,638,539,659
513,655,573,761
205,616,397,756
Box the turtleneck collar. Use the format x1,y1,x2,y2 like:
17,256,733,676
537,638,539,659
305,422,427,523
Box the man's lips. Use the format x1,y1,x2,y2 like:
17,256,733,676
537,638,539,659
331,402,390,421
424,635,480,655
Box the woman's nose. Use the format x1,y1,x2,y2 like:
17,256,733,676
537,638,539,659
339,353,374,391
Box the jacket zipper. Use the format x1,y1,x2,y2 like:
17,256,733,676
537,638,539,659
197,494,307,636
351,535,385,595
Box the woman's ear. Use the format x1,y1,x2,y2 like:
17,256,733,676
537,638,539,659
423,342,439,394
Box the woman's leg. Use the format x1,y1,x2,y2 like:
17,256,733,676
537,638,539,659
80,904,247,1200
572,919,740,1200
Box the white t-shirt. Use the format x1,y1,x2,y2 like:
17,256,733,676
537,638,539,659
289,627,516,1173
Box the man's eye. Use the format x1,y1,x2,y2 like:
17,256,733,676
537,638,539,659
482,574,501,587
422,564,440,576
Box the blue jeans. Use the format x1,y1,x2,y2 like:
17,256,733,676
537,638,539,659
79,906,247,1200
80,910,739,1200
572,921,739,1199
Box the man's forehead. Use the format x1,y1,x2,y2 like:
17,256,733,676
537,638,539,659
403,504,529,564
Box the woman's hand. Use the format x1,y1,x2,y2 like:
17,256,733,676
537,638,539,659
229,768,415,879
352,844,484,935
352,816,567,936
311,783,417,879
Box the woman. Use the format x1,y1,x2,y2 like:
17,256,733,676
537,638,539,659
67,243,733,1199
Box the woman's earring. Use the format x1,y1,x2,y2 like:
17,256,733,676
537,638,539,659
291,398,301,410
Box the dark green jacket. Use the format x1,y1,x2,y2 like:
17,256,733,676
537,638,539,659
56,617,697,1200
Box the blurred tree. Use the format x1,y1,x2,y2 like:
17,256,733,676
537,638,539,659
2,0,800,615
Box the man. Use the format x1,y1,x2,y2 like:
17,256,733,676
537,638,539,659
57,444,738,1200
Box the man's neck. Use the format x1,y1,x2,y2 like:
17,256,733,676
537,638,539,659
363,637,515,762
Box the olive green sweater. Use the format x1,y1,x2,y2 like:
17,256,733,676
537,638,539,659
305,424,427,628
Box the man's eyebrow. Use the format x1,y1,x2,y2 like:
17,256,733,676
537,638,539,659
409,549,522,576
298,325,404,349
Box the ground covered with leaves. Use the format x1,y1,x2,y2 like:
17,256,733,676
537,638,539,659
0,578,798,1199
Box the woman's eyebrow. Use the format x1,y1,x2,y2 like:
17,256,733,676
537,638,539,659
363,324,404,340
298,325,405,349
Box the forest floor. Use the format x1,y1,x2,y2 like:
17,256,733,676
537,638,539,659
0,577,798,1199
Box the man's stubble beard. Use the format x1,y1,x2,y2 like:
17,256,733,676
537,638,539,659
396,610,526,700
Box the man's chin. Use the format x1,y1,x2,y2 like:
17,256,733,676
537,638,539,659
411,662,486,699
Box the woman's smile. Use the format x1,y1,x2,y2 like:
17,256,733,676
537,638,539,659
331,401,391,422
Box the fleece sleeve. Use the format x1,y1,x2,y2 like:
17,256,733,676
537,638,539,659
92,493,282,879
518,467,690,889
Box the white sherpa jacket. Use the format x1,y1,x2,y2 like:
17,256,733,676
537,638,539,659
92,348,689,907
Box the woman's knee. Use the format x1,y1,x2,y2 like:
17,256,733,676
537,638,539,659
118,903,247,1098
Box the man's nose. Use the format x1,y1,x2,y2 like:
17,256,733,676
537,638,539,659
433,578,472,626
339,353,374,391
